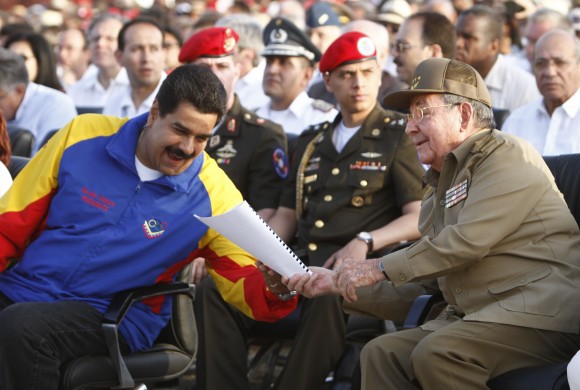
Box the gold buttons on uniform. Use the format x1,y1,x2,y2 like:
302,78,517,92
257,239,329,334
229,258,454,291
324,195,333,202
331,168,340,175
351,196,364,207
314,220,325,228
384,117,391,123
244,113,251,120
399,274,407,281
455,287,462,294
360,180,368,187
371,128,381,137
308,243,318,251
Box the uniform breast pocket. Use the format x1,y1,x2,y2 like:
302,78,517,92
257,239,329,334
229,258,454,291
488,266,560,316
347,169,386,191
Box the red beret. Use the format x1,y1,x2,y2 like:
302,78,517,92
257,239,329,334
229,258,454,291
319,31,377,73
179,27,239,63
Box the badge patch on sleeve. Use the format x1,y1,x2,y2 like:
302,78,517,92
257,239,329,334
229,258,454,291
445,179,468,208
272,147,289,179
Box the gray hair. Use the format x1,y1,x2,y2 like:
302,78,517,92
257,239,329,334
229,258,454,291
0,48,28,91
527,8,572,32
216,14,264,67
442,93,495,129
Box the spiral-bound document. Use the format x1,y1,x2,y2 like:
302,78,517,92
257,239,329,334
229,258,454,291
194,201,310,278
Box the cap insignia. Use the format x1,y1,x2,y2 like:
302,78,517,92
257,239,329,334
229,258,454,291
410,75,421,89
270,28,288,43
357,37,375,56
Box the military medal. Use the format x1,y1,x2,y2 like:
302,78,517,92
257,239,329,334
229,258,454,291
445,179,468,208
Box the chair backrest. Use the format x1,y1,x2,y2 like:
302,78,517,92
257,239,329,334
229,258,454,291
38,129,59,150
492,108,510,129
543,154,580,225
7,156,30,179
8,126,35,158
76,106,103,115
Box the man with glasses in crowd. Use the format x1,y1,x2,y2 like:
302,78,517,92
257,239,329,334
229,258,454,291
284,57,580,389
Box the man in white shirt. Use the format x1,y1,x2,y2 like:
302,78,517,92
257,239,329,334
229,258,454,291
67,13,129,111
502,30,580,156
455,5,540,113
102,18,166,119
0,49,77,154
255,17,337,137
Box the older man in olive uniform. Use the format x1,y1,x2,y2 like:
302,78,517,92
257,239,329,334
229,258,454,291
286,58,580,389
177,28,291,390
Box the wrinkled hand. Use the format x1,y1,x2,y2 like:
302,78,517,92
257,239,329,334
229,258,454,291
282,266,338,298
323,238,368,270
256,261,291,295
190,257,209,285
336,258,383,303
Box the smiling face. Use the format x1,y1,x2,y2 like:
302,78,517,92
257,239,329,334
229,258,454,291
136,101,218,176
404,93,465,171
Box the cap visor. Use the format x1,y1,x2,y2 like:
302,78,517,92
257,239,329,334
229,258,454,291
383,88,446,110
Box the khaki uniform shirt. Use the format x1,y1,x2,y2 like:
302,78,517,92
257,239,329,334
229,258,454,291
382,129,580,333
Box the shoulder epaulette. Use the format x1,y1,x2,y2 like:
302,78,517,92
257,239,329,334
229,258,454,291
383,110,407,130
311,99,335,113
300,121,331,137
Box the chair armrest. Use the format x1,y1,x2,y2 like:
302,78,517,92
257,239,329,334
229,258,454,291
403,293,443,329
102,282,195,389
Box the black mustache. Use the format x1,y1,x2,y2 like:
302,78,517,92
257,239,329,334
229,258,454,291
167,146,196,160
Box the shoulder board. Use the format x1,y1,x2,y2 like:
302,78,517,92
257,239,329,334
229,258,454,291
312,99,335,113
241,110,282,129
300,121,332,137
383,110,407,130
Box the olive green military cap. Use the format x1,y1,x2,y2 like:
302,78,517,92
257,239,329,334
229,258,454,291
383,58,492,109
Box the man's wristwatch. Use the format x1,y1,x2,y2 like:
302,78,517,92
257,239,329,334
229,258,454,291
356,231,374,253
277,291,297,301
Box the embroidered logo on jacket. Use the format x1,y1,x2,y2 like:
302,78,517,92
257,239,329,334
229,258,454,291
143,218,168,238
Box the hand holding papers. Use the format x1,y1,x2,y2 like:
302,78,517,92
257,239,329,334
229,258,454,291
194,201,310,278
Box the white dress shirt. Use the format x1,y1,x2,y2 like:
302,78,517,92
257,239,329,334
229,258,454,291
255,91,338,136
67,66,129,109
569,350,580,390
502,88,580,156
485,54,540,112
9,82,77,153
102,72,167,118
234,60,269,111
0,162,12,198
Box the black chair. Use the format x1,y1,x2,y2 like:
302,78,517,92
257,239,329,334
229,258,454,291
7,156,30,179
76,106,104,115
59,263,197,390
38,129,59,149
492,108,510,129
8,126,35,158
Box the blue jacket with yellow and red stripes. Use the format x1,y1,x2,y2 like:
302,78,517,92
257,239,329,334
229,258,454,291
0,113,296,352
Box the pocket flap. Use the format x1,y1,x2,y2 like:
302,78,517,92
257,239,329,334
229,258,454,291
488,266,551,294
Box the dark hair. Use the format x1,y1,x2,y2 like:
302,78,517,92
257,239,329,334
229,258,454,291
409,12,457,59
4,32,64,91
0,112,10,166
117,17,164,52
156,64,227,125
163,24,183,48
459,5,504,43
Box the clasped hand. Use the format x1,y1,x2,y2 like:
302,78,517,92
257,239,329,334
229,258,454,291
282,258,384,303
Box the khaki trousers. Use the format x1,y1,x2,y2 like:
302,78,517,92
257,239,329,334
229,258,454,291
361,319,580,390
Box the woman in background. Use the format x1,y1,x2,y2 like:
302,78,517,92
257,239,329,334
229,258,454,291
4,31,64,91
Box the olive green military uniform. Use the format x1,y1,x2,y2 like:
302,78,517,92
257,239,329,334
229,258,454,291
205,95,288,209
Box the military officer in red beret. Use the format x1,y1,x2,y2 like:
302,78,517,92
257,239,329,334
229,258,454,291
199,31,428,390
178,27,291,389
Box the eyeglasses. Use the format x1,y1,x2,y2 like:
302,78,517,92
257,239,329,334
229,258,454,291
406,103,459,123
391,41,418,53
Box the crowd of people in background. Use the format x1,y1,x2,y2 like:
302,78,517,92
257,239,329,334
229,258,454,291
1,0,580,389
